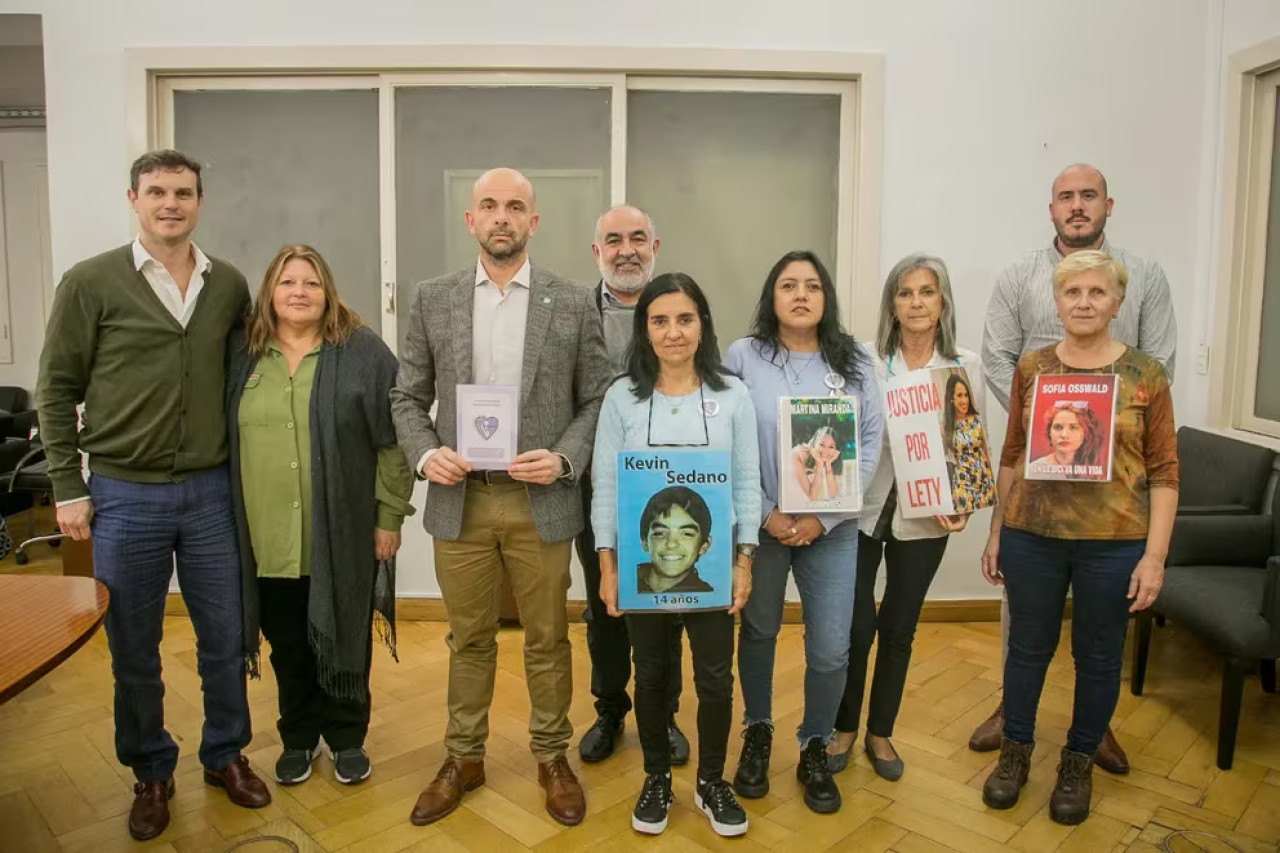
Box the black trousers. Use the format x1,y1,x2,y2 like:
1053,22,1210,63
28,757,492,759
626,609,733,779
835,530,948,736
258,577,373,752
577,478,683,718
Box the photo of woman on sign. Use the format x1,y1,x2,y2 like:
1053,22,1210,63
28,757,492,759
1028,401,1105,479
790,425,843,502
941,372,996,511
635,487,716,594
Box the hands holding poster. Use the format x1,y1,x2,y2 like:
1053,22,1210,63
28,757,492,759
777,396,861,514
616,449,733,612
883,366,997,519
1024,374,1117,481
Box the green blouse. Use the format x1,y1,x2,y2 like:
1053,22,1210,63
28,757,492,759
237,343,415,579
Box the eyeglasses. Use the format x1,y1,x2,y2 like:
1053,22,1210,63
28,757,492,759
647,385,711,448
1053,400,1090,411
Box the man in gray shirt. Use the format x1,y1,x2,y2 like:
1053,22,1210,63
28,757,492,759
576,204,690,765
974,163,1178,774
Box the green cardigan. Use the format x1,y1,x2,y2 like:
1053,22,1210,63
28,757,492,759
36,244,251,501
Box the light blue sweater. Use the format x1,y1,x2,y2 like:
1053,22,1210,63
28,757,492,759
725,337,884,533
590,374,762,550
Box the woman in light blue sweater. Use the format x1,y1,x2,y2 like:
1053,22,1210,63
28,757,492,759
725,249,884,814
592,272,761,839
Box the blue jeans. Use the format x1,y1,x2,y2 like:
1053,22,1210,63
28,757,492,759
1000,527,1144,755
738,521,858,744
90,468,251,782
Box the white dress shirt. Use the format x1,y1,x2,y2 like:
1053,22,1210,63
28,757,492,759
472,256,532,386
132,237,213,327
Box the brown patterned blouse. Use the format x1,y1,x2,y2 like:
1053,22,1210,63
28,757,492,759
999,344,1179,540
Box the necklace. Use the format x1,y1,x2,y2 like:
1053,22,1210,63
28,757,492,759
781,349,819,385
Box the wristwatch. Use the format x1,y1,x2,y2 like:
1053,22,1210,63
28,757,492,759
735,544,757,559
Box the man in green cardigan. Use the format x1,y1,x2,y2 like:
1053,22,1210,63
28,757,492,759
35,149,270,841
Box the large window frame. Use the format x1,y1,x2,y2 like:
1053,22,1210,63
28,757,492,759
124,45,883,351
1212,36,1280,442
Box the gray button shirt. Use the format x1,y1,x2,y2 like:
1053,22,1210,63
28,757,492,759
980,238,1177,410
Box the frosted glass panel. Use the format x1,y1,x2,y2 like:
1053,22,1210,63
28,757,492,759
1255,89,1280,421
395,86,611,354
627,91,841,349
173,90,381,325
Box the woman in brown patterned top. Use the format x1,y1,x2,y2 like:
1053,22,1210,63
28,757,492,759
977,251,1178,827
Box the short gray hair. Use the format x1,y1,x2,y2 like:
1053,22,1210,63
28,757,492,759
593,204,656,243
875,253,959,361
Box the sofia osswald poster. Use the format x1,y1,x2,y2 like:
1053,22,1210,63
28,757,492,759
616,449,733,612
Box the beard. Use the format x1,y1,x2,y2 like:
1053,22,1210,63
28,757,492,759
1054,217,1105,249
480,229,528,261
599,256,652,293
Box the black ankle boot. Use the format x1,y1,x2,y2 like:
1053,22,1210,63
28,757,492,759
796,737,841,813
1049,748,1094,825
981,738,1034,809
731,722,772,798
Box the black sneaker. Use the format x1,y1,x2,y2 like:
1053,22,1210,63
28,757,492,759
274,748,316,785
695,776,748,837
732,721,773,798
631,772,674,834
578,712,624,763
796,737,841,813
329,747,372,785
668,718,690,766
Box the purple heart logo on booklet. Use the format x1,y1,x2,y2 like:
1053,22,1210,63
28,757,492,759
475,415,499,441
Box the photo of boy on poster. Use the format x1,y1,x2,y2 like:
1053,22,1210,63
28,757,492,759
932,368,997,512
635,486,717,594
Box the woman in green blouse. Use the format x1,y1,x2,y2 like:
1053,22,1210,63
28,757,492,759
227,244,415,787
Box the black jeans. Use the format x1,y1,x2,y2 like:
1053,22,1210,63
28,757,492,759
577,478,683,718
836,530,948,736
626,609,733,779
1000,528,1143,755
259,577,373,752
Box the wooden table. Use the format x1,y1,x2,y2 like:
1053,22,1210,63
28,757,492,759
0,575,109,704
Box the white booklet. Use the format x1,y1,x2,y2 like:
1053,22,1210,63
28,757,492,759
456,384,519,470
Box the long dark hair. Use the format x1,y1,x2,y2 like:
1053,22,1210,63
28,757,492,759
624,272,731,400
943,372,980,440
746,250,869,388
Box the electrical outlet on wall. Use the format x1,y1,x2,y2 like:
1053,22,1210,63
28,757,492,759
1196,343,1210,375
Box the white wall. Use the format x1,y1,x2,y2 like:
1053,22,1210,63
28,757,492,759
19,0,1280,600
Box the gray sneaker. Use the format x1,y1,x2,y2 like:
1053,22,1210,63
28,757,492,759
330,747,372,785
274,748,316,785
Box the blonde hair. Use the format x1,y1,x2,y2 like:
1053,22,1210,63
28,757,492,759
248,244,363,356
1051,250,1129,300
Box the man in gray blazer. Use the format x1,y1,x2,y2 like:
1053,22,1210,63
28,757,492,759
392,167,611,829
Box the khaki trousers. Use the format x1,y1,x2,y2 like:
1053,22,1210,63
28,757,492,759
433,480,573,762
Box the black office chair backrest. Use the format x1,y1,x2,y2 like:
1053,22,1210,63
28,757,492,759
1176,427,1278,515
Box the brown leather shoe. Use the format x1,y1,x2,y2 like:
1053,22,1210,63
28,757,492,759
203,755,272,808
128,778,175,841
1094,726,1130,775
968,700,1004,752
410,757,485,826
538,757,586,826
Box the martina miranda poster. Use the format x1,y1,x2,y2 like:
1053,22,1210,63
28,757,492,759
616,449,733,612
1024,374,1118,482
777,396,861,514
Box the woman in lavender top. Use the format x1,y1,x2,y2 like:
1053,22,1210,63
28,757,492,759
592,272,761,838
724,250,883,814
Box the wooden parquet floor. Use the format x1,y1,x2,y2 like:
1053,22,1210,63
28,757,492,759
2,535,1279,852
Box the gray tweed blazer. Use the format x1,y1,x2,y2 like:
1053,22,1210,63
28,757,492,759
390,264,611,543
